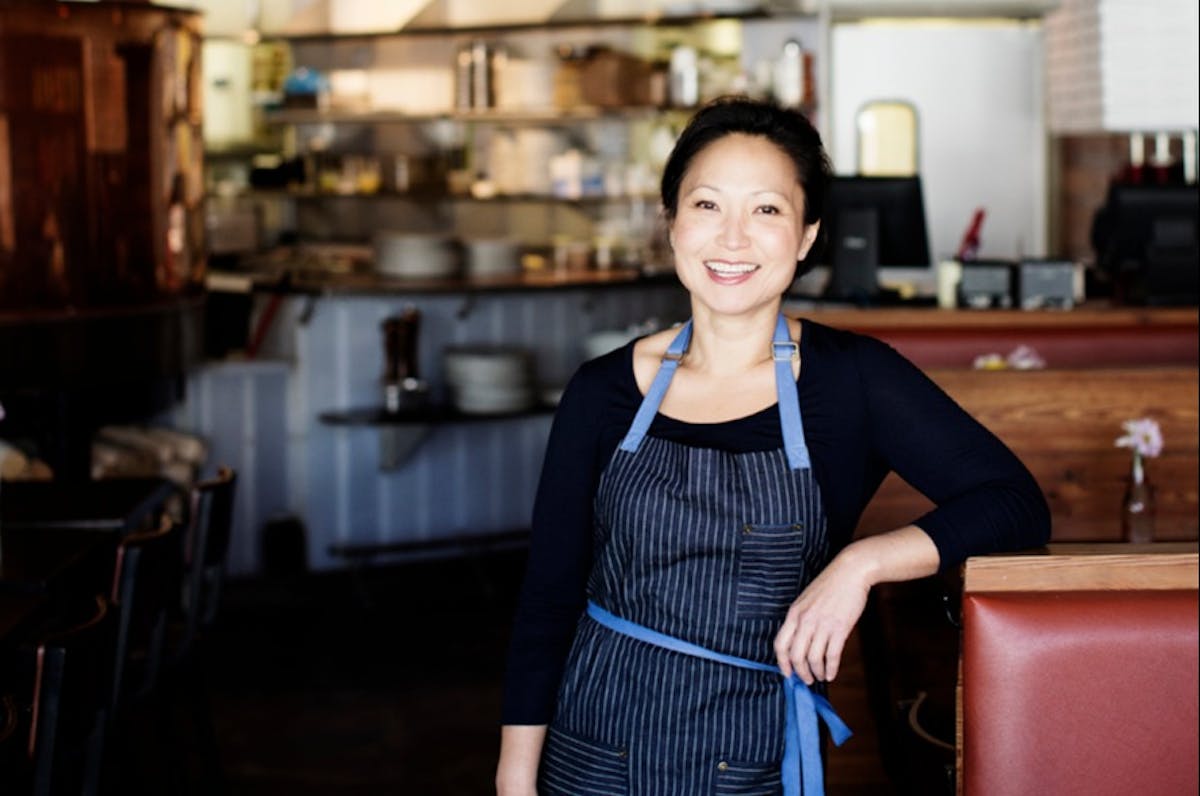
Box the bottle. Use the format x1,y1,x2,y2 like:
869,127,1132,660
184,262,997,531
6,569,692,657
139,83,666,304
164,174,188,292
454,44,474,109
669,45,699,108
774,39,804,108
1121,451,1156,543
382,307,424,414
470,40,492,110
956,208,986,262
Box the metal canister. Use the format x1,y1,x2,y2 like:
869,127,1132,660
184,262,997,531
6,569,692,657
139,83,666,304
470,40,492,109
455,44,474,109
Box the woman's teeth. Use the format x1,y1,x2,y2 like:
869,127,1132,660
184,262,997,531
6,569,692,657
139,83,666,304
705,261,758,276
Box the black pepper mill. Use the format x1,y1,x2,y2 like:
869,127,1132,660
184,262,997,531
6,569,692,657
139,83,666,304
382,307,427,413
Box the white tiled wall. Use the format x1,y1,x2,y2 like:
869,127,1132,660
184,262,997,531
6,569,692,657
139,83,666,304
1045,0,1200,133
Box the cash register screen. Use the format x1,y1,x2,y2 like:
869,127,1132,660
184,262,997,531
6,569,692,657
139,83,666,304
816,175,933,301
1094,183,1199,305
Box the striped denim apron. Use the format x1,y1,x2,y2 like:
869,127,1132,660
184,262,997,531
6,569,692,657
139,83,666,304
540,315,849,796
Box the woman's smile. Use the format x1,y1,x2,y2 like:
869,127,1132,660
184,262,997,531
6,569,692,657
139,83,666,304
704,259,761,284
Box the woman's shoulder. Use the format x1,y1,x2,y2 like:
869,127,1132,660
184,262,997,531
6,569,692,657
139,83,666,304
631,326,679,361
800,317,897,360
561,338,639,408
800,316,934,396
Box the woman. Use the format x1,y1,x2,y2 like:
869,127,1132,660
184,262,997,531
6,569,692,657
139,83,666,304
496,97,1050,795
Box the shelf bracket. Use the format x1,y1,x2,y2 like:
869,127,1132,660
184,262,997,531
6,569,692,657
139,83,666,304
455,294,477,320
378,424,433,470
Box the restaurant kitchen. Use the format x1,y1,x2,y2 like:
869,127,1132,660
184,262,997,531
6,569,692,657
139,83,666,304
0,0,1195,567
1,0,1198,793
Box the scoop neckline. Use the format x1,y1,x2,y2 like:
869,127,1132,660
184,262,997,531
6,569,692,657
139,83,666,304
621,325,805,428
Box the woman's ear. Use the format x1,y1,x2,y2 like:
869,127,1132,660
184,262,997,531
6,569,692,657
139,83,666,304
797,220,821,261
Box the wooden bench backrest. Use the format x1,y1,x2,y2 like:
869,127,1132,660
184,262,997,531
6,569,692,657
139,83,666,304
857,366,1199,542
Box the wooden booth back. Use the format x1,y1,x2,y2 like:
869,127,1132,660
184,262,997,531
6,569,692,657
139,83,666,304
856,366,1199,542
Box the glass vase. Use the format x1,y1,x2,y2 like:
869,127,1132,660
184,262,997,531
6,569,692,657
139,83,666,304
1121,451,1156,544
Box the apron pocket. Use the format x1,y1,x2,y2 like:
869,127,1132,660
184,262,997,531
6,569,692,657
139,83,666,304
713,758,782,795
736,523,811,619
540,724,629,796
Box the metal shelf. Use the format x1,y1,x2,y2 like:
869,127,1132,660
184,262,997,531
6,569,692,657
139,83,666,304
259,3,809,44
263,105,677,125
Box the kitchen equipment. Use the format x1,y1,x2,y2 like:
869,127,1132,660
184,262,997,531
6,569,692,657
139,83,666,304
469,40,493,110
382,308,428,413
959,260,1015,309
205,196,260,255
374,232,461,279
669,45,699,107
463,238,522,277
442,345,536,414
1017,260,1078,310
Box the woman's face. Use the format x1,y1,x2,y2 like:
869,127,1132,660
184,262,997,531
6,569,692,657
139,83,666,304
669,133,819,320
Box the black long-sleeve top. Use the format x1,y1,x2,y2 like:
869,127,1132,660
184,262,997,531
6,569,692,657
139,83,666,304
501,319,1050,725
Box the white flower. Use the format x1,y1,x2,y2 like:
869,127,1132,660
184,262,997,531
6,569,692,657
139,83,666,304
1006,344,1046,370
1115,417,1163,458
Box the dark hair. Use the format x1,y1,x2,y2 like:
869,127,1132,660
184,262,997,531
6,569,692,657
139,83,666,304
660,97,833,269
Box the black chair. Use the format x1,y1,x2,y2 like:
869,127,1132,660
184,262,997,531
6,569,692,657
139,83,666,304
108,514,180,717
174,466,237,663
0,692,27,788
154,466,237,795
26,594,116,796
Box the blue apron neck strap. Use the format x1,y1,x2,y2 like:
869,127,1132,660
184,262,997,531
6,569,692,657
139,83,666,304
773,314,811,470
619,315,811,470
618,320,691,454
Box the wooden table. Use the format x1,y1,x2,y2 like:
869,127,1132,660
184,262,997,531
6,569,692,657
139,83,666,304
0,592,46,642
0,477,177,533
0,525,114,597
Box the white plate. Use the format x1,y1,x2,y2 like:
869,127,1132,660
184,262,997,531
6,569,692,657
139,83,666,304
451,386,536,415
443,346,533,386
375,232,460,278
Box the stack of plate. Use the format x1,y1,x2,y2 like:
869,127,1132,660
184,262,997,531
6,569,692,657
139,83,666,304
374,232,460,279
443,345,536,415
463,237,521,278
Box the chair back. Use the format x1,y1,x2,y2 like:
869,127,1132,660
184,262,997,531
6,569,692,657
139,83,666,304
109,515,179,714
28,594,115,796
178,466,237,658
959,548,1199,796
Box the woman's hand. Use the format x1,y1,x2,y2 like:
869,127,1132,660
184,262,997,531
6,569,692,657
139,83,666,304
773,546,872,684
496,725,546,796
773,526,941,684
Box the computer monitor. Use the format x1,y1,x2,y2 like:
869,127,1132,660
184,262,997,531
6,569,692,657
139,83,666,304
816,175,932,302
1093,183,1199,306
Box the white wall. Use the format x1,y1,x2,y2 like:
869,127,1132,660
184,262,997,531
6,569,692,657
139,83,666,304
830,21,1047,261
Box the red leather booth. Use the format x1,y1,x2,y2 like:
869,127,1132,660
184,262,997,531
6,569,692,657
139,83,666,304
960,549,1199,796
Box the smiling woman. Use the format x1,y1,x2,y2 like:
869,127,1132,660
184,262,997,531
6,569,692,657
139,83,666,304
496,97,1050,796
668,133,820,321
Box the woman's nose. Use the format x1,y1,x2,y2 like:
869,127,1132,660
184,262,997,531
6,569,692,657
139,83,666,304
718,213,750,249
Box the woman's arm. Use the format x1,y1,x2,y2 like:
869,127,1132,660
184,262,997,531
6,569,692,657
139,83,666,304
775,333,1049,683
774,525,938,683
855,335,1051,565
497,725,548,795
498,356,619,788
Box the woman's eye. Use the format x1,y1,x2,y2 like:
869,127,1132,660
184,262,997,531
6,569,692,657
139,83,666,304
757,204,780,215
693,199,717,210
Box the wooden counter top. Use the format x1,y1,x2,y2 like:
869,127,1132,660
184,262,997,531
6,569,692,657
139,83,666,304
786,303,1198,368
791,304,1199,331
209,265,681,296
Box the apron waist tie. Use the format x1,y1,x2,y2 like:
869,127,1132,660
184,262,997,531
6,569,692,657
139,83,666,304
586,601,852,796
